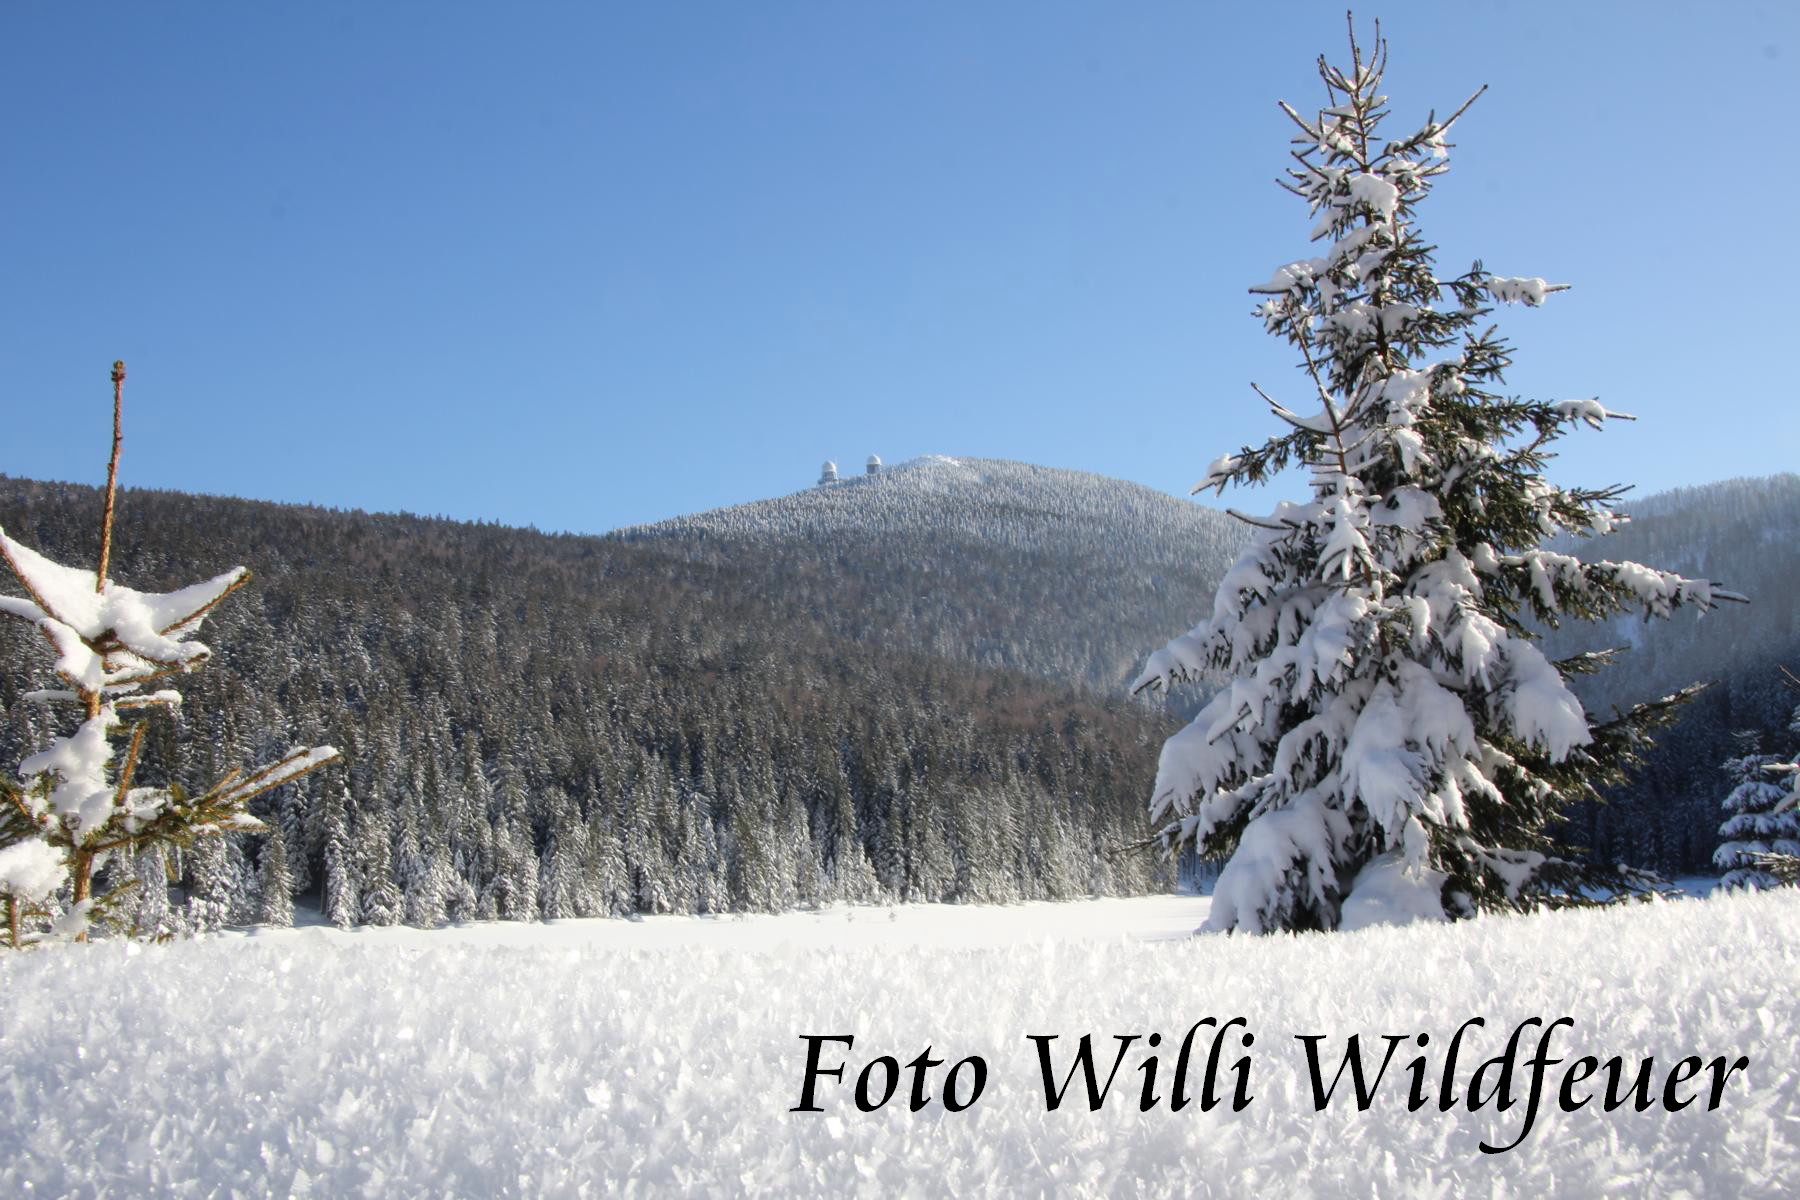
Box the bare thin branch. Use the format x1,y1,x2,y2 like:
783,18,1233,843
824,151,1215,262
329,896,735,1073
97,361,126,591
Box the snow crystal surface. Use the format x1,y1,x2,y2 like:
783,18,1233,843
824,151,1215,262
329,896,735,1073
2,891,1796,1198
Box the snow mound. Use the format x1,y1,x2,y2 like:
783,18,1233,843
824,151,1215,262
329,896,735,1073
1339,851,1450,931
2,890,1796,1196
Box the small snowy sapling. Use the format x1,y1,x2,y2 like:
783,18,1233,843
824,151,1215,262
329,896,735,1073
1134,24,1739,933
1715,716,1800,890
0,362,341,945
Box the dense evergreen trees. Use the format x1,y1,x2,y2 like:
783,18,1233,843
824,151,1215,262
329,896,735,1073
1714,720,1800,890
2,453,1790,934
1541,475,1798,870
0,471,1172,930
618,455,1247,693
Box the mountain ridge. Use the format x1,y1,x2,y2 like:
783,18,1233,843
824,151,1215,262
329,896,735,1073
3,462,1796,889
611,454,1251,693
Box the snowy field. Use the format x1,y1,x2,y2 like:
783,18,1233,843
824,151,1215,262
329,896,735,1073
4,890,1797,1198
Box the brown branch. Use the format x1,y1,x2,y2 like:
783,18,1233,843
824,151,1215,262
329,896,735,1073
202,747,342,810
1438,85,1489,135
110,720,149,813
157,568,252,637
112,692,181,712
97,361,126,592
1226,508,1291,531
4,785,44,832
1275,99,1318,139
0,539,72,629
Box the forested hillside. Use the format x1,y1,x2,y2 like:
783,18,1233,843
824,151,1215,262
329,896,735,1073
615,456,1249,692
0,471,1180,931
2,464,1792,928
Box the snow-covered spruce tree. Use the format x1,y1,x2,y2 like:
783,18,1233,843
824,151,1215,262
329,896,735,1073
0,362,340,945
1715,720,1800,890
256,823,296,927
1133,27,1737,933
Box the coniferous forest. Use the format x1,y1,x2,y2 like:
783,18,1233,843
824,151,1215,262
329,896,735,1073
0,467,1198,931
4,459,1796,934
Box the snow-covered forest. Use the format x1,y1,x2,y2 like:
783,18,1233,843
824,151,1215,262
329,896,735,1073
0,464,1192,932
1544,475,1800,868
616,455,1250,691
2,457,1793,933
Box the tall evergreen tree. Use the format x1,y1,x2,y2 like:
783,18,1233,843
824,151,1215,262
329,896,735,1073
184,834,253,932
1134,25,1736,933
321,782,359,930
356,801,403,928
256,824,296,928
583,799,634,917
129,844,177,941
727,792,785,913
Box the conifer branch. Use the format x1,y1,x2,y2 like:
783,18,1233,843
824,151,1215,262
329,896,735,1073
110,720,149,814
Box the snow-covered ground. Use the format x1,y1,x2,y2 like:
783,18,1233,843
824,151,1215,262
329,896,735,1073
4,890,1797,1197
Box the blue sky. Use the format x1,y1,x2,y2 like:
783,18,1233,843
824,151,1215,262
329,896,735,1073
4,2,1794,534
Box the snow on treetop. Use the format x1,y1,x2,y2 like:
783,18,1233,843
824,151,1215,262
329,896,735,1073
0,527,246,643
1346,172,1401,221
0,524,247,691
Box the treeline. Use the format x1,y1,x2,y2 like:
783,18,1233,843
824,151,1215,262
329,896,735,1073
0,476,1173,931
4,464,1792,921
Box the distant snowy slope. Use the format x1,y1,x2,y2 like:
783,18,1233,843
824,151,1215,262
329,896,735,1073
4,890,1795,1197
615,456,1249,692
623,455,1233,560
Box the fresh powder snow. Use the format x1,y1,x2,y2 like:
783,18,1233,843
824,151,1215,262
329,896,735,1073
2,889,1795,1197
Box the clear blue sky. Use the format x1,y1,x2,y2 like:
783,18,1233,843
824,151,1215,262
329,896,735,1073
4,1,1794,534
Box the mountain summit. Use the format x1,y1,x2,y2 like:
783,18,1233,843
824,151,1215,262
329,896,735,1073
614,456,1251,692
